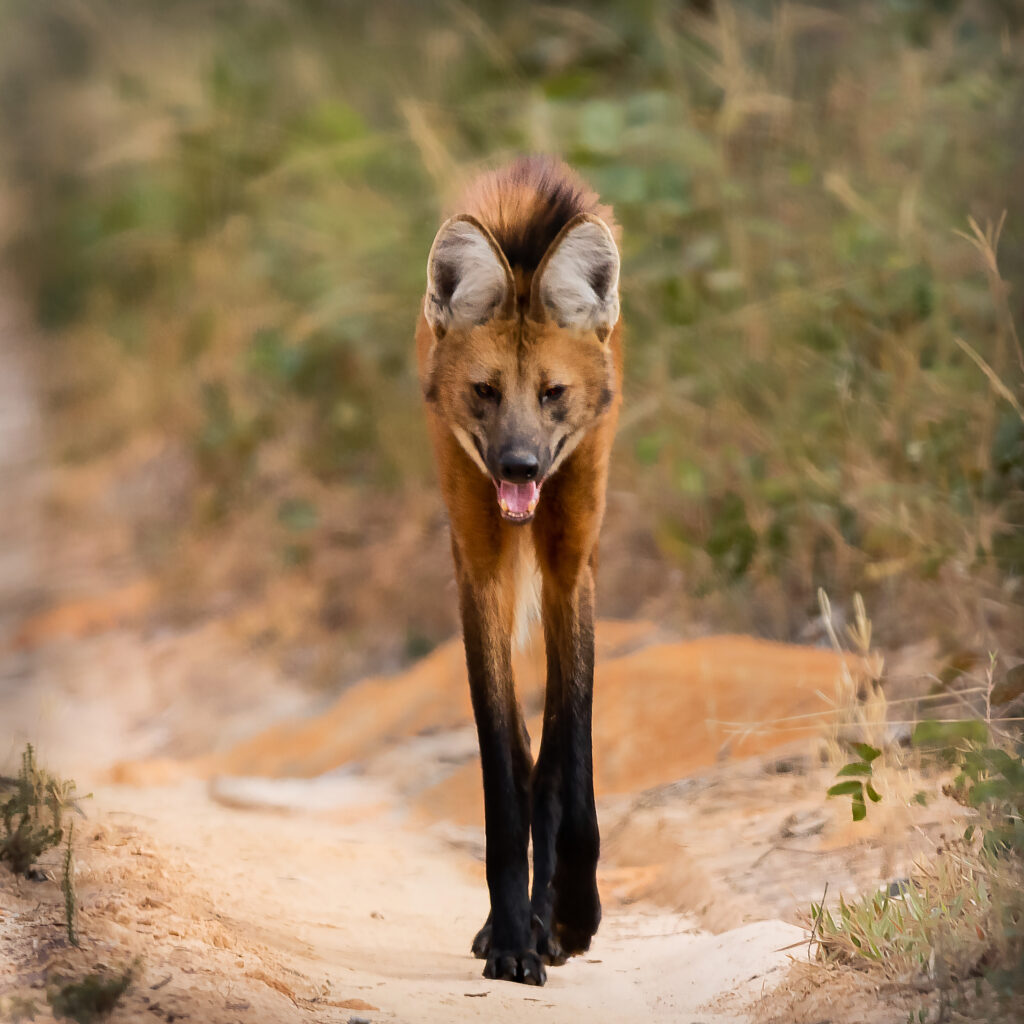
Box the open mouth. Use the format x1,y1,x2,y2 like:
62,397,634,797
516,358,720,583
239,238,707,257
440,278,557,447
494,479,542,523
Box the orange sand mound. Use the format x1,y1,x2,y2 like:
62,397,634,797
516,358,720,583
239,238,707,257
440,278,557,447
113,622,856,824
420,633,856,824
594,636,850,791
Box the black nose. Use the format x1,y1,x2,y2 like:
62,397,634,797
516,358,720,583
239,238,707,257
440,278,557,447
498,449,539,483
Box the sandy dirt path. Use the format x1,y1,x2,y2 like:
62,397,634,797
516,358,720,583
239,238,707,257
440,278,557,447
45,780,800,1024
2,766,805,1024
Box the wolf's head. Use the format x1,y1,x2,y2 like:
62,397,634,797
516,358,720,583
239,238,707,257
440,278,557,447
422,213,620,524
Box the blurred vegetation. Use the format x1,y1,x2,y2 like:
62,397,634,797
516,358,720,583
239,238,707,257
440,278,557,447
0,0,1022,652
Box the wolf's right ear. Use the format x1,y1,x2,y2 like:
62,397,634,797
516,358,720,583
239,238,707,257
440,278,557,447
425,215,514,340
530,214,620,340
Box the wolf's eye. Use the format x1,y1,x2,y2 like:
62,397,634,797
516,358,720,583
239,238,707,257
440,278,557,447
541,384,566,403
474,382,498,400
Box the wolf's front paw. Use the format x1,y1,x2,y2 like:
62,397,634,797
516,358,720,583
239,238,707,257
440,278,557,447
483,948,546,985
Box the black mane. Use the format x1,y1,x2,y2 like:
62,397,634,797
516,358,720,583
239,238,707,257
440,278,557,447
480,156,590,273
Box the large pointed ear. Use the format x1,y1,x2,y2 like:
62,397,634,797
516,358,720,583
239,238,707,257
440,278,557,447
424,215,514,339
530,213,620,339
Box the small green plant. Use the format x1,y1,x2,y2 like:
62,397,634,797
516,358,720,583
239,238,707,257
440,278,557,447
817,588,893,821
47,963,136,1024
1,744,89,877
827,742,883,821
62,821,78,947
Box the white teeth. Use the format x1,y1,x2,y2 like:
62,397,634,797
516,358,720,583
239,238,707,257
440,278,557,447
527,499,538,514
499,498,509,512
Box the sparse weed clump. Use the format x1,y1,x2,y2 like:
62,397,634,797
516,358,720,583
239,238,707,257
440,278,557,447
2,744,89,951
1,744,88,878
0,751,137,1021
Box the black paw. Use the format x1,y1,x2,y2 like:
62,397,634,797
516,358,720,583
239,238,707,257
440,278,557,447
483,949,546,985
552,873,601,957
471,919,491,960
534,921,567,966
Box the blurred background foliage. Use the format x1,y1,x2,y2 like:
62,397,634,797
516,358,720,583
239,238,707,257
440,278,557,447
0,0,1021,675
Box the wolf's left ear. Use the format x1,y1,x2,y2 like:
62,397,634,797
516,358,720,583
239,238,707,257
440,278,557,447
531,214,620,339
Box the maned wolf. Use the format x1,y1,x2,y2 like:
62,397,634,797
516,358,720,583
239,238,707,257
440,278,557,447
416,156,622,985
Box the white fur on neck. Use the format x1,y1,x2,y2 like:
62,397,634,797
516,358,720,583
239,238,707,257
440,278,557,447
511,539,541,651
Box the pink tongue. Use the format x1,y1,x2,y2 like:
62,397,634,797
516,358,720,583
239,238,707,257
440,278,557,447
499,480,539,515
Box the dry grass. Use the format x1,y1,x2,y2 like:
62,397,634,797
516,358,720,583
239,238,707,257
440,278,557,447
774,594,1024,1021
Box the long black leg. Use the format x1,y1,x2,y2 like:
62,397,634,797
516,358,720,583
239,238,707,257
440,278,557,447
529,616,567,964
458,571,545,985
545,569,601,956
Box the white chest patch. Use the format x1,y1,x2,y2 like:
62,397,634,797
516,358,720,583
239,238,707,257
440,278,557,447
512,540,541,650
